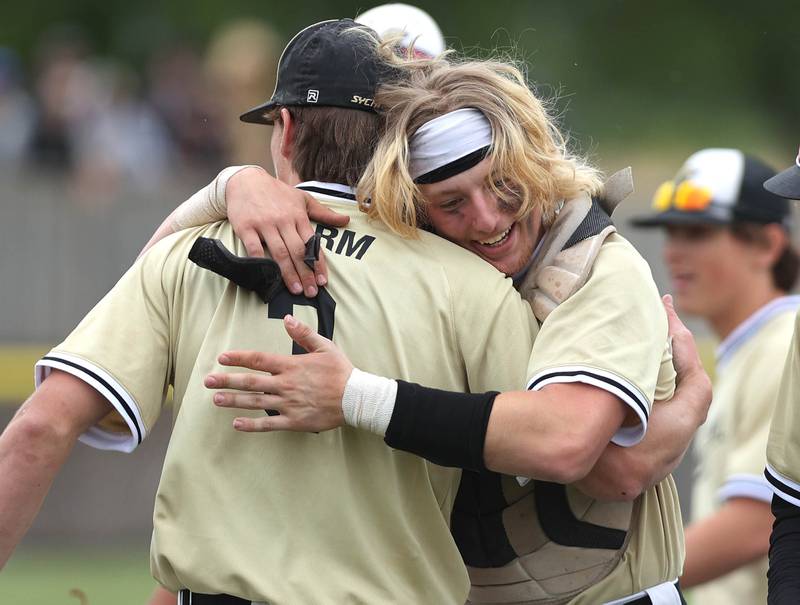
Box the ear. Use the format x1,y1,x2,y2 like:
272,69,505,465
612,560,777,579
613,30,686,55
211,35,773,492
279,107,295,160
760,223,788,269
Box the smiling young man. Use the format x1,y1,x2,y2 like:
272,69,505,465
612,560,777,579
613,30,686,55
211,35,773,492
632,148,800,605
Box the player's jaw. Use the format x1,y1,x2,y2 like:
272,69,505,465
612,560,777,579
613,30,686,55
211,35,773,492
664,224,741,319
468,214,540,276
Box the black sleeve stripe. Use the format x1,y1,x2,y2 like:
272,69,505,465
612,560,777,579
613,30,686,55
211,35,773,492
767,467,800,505
41,355,144,445
528,369,649,421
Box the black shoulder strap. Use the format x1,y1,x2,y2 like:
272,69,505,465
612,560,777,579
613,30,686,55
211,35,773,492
562,197,614,250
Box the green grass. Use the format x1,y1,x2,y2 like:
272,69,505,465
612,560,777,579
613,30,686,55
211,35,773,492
1,546,158,605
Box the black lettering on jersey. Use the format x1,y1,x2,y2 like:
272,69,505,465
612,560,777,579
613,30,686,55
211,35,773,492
336,230,375,259
268,288,336,355
316,225,339,251
315,224,376,260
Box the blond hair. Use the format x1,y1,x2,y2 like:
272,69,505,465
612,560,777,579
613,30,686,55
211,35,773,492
358,53,604,238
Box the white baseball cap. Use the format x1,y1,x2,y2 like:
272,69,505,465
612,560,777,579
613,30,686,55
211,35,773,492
356,3,445,58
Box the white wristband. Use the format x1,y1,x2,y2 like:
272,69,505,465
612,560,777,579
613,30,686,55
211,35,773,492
341,368,398,436
171,165,264,230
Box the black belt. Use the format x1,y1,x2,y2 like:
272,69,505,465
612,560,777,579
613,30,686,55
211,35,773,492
178,589,253,605
181,582,686,605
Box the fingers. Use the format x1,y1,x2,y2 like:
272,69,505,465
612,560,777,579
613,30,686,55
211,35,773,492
280,227,318,298
205,371,280,393
306,194,350,227
283,315,331,353
295,215,328,288
663,295,695,356
232,415,295,432
212,391,282,411
264,225,304,295
217,350,286,373
662,294,684,335
240,230,266,259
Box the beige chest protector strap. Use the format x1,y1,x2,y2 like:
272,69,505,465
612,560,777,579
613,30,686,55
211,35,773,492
518,167,632,323
462,169,639,605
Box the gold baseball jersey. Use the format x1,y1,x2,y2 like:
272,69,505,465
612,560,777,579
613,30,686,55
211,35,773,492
766,307,800,510
529,233,682,604
35,183,538,605
692,297,800,605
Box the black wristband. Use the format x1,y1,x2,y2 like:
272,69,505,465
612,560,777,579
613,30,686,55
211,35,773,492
769,495,800,604
383,380,498,472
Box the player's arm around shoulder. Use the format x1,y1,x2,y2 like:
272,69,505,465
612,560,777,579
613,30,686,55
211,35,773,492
0,370,111,568
486,236,676,484
485,382,629,483
576,296,712,501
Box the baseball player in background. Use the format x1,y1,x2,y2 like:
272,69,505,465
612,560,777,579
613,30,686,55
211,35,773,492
164,52,714,603
631,148,800,604
761,146,800,604
0,20,544,604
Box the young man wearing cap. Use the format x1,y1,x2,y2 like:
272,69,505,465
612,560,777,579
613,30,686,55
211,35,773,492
762,147,800,604
631,148,800,605
0,20,545,604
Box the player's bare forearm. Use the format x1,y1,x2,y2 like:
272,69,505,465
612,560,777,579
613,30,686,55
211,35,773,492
483,384,628,483
0,371,109,569
681,497,773,587
208,317,629,481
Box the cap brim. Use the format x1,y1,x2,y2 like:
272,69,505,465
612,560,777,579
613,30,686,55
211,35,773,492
764,165,800,200
239,101,278,125
629,209,729,228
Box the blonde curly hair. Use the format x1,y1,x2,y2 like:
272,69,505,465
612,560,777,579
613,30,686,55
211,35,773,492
358,50,604,238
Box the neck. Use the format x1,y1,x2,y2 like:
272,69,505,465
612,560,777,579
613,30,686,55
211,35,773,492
709,284,785,340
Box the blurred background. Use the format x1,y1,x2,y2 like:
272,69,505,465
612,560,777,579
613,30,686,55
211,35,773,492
1,1,797,602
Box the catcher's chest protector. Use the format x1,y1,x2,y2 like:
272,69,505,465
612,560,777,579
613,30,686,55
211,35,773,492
453,169,638,605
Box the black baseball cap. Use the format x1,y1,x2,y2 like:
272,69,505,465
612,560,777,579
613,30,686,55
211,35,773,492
240,19,393,125
631,148,792,229
764,147,800,200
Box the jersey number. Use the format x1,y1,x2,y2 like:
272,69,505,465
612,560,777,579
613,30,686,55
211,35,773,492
267,288,336,355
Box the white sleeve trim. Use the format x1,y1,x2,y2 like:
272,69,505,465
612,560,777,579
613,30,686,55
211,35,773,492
766,464,800,508
527,364,649,447
717,473,774,504
35,352,146,453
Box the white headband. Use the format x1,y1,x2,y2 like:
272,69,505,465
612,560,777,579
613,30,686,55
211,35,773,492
409,108,493,183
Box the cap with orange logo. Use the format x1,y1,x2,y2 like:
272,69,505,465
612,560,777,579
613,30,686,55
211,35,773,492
631,148,791,228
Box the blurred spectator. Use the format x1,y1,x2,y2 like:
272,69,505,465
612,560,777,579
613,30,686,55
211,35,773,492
147,43,224,170
0,48,35,169
27,25,94,171
70,61,172,202
204,20,281,167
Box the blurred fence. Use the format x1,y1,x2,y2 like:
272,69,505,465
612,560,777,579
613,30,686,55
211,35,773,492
0,168,209,343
